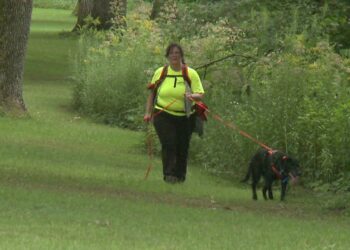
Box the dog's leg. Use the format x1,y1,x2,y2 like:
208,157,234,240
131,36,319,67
267,176,274,200
262,177,268,200
281,181,287,201
262,185,268,200
268,184,273,200
251,162,261,200
252,173,260,200
263,176,274,200
262,183,270,200
252,181,258,200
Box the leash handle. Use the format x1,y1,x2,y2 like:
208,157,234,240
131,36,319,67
144,124,154,180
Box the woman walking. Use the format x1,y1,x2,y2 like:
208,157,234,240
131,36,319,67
144,43,205,183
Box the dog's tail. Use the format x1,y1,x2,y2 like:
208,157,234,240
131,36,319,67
241,164,252,183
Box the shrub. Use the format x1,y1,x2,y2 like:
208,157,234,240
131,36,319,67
73,2,165,130
191,7,350,187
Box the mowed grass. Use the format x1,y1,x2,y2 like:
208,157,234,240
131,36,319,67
0,7,349,250
34,0,76,9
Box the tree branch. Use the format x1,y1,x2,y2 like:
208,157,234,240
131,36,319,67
195,53,256,70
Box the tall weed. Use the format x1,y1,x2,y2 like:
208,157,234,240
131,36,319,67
73,3,165,130
191,8,350,187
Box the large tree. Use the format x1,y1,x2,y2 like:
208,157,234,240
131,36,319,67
0,0,33,114
73,0,94,31
73,0,127,31
150,0,165,20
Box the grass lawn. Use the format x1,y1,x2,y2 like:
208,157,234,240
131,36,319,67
0,7,349,250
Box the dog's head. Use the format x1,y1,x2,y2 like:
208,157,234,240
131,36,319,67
281,155,301,183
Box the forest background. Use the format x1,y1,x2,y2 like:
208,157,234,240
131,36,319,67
39,0,350,192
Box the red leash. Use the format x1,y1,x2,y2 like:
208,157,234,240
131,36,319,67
144,97,276,180
192,99,289,179
144,124,154,180
152,99,178,118
191,98,273,152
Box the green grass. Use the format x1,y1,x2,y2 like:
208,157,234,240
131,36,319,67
0,7,349,250
1,185,349,250
33,0,76,10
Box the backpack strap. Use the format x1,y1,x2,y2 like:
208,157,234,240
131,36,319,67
182,64,193,117
149,65,169,109
156,65,168,86
147,64,190,89
181,64,191,86
147,64,193,115
147,65,168,90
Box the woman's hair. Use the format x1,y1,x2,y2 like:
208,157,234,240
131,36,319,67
165,43,185,64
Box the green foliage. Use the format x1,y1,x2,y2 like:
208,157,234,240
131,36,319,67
189,3,350,187
72,0,350,188
73,3,165,129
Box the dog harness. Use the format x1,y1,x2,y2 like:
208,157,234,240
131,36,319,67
267,150,288,182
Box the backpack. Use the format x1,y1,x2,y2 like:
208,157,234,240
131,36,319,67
147,64,191,96
147,64,208,136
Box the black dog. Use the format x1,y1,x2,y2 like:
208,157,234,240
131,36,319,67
242,148,301,201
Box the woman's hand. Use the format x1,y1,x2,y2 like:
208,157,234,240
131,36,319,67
143,114,152,122
185,93,203,101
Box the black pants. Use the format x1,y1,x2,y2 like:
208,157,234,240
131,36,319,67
153,110,195,181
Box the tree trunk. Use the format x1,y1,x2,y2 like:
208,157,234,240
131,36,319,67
72,0,94,31
91,0,113,30
0,0,33,114
73,0,127,31
150,0,165,20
